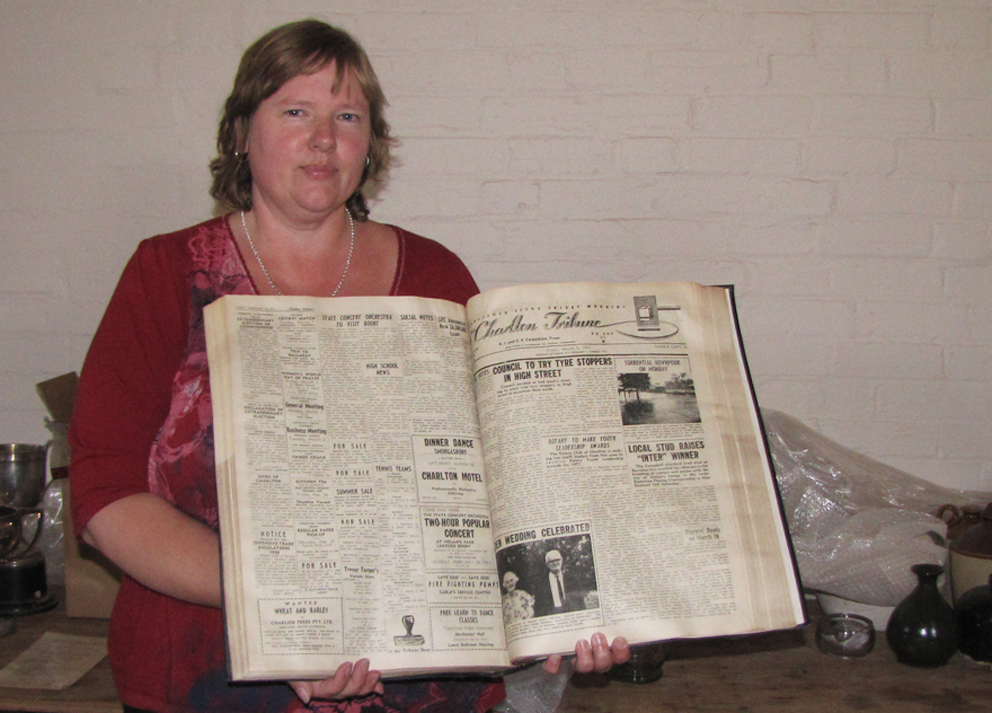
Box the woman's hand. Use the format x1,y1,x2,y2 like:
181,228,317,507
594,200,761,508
290,659,384,704
542,633,630,675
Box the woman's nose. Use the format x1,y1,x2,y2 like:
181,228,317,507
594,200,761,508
310,120,336,151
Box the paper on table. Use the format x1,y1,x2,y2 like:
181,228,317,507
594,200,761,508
0,631,107,690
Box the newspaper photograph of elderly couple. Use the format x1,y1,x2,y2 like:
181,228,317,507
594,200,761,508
205,281,806,682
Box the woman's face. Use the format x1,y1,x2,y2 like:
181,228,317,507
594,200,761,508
246,61,370,225
503,573,518,591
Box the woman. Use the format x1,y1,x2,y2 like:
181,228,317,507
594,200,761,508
501,571,536,622
69,19,627,713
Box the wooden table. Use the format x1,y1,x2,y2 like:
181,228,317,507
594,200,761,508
0,589,119,713
3,594,991,713
559,620,992,712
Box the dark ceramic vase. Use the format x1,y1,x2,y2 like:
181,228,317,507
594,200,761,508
886,564,958,667
955,574,992,662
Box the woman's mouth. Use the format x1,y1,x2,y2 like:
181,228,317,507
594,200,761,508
302,164,338,179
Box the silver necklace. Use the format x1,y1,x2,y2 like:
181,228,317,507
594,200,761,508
240,209,355,297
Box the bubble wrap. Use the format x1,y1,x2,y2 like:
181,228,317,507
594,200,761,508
763,409,990,606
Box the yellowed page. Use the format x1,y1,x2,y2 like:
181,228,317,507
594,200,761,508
465,282,804,663
206,294,511,680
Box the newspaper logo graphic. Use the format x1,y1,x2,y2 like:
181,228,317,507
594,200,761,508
614,296,679,339
634,295,660,331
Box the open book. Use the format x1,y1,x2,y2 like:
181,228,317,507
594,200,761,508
204,282,806,681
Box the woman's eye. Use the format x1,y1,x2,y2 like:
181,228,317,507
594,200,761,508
285,108,304,117
339,112,360,122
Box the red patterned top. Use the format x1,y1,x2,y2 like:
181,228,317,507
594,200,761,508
69,216,502,713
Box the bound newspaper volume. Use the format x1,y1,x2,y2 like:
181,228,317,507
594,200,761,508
204,281,806,681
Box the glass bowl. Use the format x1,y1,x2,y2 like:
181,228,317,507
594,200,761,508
815,613,875,657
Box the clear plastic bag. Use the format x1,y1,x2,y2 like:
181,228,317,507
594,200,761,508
763,409,991,606
38,478,65,587
493,660,573,713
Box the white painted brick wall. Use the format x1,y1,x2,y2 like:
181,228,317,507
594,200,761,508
1,0,989,492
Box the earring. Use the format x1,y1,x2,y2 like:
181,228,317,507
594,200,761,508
365,156,371,169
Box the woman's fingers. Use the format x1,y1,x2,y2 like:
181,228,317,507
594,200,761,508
591,632,615,672
327,659,368,699
289,659,383,703
568,634,634,674
611,636,631,666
